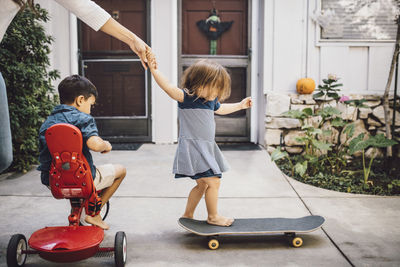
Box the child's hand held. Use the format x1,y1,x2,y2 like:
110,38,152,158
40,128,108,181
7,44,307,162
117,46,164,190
145,48,158,70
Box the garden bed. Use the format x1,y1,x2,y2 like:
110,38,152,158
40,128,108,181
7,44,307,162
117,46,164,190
275,155,400,196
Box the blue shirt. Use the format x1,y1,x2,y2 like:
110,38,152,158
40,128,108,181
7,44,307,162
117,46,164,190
37,104,98,185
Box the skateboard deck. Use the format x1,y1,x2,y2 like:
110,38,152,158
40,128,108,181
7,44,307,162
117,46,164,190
178,215,325,249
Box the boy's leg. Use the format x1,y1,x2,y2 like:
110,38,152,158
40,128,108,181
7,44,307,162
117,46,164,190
86,164,126,230
182,179,208,219
200,177,234,227
98,164,126,207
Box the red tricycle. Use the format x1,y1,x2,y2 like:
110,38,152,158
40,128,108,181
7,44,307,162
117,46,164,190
6,123,127,267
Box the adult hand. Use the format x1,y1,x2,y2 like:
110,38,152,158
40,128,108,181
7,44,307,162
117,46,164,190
129,35,150,70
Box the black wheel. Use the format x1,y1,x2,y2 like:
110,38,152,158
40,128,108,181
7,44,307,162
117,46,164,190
114,231,127,267
7,234,27,267
101,201,110,221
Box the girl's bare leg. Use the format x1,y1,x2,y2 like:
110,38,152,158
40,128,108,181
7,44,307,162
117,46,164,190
200,177,234,226
182,179,208,218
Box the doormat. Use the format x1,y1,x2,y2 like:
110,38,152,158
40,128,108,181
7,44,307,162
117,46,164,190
111,143,143,151
218,143,262,151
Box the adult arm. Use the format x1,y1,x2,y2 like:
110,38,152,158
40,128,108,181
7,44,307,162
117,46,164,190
55,0,149,69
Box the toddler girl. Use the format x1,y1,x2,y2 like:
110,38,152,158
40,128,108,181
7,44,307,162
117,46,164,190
147,50,252,226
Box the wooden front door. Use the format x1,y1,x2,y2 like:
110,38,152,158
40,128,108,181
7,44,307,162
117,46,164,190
180,0,250,142
79,0,151,142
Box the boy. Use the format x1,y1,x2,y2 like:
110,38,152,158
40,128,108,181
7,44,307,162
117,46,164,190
38,75,126,230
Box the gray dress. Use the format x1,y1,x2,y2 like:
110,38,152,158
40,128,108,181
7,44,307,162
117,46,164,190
173,90,230,179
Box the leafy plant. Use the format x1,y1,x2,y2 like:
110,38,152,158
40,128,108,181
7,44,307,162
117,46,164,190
0,4,59,172
313,75,343,104
349,133,398,184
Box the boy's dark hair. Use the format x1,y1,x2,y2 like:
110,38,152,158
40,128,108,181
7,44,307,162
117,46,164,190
58,75,98,104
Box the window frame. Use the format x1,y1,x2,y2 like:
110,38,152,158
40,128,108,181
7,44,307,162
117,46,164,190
315,0,398,47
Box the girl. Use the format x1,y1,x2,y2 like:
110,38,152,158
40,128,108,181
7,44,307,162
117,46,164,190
147,50,252,227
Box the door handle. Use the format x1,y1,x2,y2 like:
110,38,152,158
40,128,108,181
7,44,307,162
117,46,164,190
112,11,119,20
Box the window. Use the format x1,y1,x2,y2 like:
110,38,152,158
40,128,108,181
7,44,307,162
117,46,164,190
316,0,399,41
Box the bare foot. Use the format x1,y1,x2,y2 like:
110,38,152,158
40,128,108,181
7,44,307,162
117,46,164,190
207,215,234,227
181,214,193,219
85,214,110,230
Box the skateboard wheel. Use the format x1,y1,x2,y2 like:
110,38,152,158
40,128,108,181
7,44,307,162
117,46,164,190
208,239,219,250
292,237,303,248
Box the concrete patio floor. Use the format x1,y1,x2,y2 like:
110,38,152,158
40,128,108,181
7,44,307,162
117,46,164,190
0,144,399,266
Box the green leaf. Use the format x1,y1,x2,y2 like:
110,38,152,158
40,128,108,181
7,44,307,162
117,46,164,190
312,139,332,151
271,147,288,162
367,134,398,148
322,130,332,136
313,91,325,99
330,83,343,88
302,108,313,116
343,123,355,138
295,161,308,177
331,117,346,127
348,133,368,154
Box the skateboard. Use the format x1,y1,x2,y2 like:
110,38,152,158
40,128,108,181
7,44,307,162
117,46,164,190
178,215,325,249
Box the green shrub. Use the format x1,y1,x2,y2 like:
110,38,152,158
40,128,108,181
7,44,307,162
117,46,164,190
0,4,59,173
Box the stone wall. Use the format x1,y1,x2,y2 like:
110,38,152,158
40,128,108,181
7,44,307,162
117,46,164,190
264,93,400,156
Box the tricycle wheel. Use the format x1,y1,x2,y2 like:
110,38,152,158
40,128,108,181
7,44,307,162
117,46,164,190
114,231,127,267
7,234,27,267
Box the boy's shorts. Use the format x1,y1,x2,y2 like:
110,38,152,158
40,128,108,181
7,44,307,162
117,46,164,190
46,164,116,191
93,164,116,191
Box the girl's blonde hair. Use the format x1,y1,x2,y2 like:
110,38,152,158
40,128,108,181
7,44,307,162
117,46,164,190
181,59,231,101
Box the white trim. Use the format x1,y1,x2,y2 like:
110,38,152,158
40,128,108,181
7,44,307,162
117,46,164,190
250,0,259,143
69,13,79,75
151,0,178,144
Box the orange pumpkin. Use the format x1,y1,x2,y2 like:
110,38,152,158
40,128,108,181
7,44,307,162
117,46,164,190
296,78,315,94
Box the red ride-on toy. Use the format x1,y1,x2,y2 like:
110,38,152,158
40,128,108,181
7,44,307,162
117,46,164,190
6,123,127,267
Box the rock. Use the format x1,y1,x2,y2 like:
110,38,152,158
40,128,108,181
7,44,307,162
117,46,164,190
284,130,306,146
367,118,382,127
368,126,376,130
285,146,303,154
266,145,276,154
266,117,301,129
338,102,357,121
265,129,283,146
324,100,338,108
299,94,316,104
266,93,291,116
359,107,372,119
291,104,315,112
320,122,339,144
365,147,384,158
372,106,400,126
364,100,381,108
291,98,303,104
340,120,368,145
305,116,322,128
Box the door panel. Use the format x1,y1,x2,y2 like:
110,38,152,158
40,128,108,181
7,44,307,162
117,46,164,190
181,0,250,142
81,0,147,54
79,0,151,142
182,0,248,55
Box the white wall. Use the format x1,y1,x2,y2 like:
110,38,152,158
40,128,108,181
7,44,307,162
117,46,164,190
151,0,178,143
264,0,399,94
36,0,76,85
